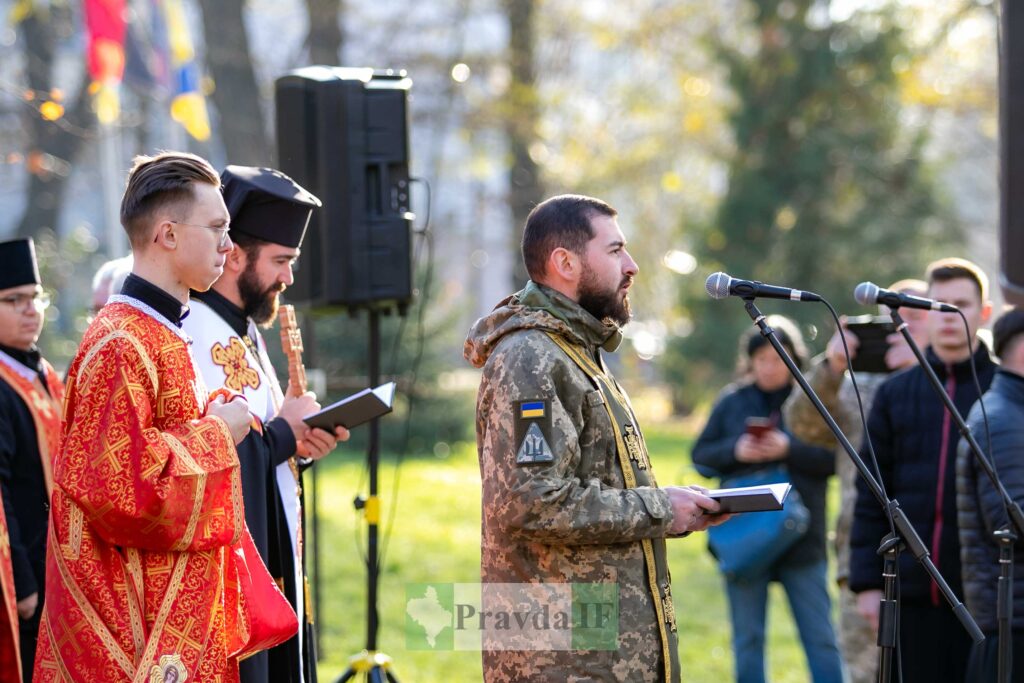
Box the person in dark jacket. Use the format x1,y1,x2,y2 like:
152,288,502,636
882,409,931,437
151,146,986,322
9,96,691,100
958,308,1024,681
0,238,63,683
693,316,843,683
850,257,994,683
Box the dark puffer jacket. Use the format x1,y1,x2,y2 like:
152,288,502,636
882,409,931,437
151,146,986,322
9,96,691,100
957,369,1024,633
849,343,996,603
692,381,835,567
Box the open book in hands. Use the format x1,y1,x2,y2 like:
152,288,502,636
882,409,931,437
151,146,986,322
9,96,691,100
705,482,793,514
302,381,396,431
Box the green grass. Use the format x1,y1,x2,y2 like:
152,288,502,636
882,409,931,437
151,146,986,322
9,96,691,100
310,422,837,682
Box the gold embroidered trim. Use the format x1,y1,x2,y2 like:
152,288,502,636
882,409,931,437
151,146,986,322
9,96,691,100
545,332,674,682
62,502,83,561
124,548,147,660
79,330,159,398
132,553,191,683
48,515,135,677
160,433,203,476
43,615,78,682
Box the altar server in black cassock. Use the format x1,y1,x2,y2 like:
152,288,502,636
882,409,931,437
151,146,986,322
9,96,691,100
0,238,63,682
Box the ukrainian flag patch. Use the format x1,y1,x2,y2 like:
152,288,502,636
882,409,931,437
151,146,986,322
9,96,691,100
520,401,546,419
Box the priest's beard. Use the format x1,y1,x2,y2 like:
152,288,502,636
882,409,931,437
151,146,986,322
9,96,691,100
238,264,285,327
577,264,632,327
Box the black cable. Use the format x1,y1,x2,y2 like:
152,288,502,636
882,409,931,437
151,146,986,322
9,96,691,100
959,310,994,477
819,298,903,680
819,299,897,536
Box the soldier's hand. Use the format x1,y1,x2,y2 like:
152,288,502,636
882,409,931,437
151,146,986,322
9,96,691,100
300,426,350,460
884,333,916,370
208,395,252,445
856,589,882,631
665,486,722,534
17,592,38,620
277,392,321,443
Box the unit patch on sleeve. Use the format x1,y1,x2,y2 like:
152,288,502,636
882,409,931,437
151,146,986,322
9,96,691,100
210,337,261,392
514,399,554,465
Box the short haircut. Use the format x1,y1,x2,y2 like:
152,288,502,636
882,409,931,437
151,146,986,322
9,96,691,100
120,152,221,248
521,194,617,281
925,257,989,302
888,278,928,296
993,308,1024,359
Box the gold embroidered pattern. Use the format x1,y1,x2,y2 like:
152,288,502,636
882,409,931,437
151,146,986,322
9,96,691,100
662,583,677,632
210,338,260,393
61,503,83,561
623,423,649,470
49,516,135,678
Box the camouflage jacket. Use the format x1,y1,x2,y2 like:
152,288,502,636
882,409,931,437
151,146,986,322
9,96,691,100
465,281,679,683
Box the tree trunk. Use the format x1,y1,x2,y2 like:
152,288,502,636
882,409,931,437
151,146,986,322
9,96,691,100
16,8,96,239
503,0,544,289
303,0,343,65
197,0,269,165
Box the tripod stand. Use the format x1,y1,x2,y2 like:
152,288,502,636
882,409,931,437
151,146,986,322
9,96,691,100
734,298,983,682
336,309,400,683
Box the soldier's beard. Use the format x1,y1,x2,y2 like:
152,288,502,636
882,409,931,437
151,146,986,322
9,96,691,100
577,263,632,327
238,263,285,327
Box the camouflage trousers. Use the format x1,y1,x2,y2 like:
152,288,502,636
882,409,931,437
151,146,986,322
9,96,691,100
838,584,878,683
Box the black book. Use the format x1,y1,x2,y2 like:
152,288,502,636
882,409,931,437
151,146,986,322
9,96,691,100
303,382,396,430
706,482,793,513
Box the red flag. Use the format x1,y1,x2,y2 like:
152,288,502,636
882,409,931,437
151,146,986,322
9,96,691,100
83,0,127,123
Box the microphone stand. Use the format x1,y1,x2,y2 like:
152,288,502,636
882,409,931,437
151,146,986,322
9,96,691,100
889,308,1024,683
737,298,983,683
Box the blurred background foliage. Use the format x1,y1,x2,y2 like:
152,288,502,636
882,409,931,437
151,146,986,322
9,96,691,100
0,0,1000,433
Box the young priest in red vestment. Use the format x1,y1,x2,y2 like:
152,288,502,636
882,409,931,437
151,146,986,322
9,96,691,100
34,152,295,683
0,238,63,683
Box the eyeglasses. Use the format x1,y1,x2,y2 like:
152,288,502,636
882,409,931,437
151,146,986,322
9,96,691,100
159,220,232,248
0,292,50,313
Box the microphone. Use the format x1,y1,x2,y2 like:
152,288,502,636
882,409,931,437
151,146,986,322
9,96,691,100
705,272,822,303
854,282,959,312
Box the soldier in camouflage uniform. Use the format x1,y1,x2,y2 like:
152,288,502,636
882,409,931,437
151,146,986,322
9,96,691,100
465,194,727,682
783,279,928,683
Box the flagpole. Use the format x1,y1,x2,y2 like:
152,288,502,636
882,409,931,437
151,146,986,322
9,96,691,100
99,121,126,257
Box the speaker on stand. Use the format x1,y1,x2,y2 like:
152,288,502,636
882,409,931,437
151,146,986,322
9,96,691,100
276,66,414,683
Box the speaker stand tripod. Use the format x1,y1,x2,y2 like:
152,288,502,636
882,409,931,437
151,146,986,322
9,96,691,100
336,310,400,683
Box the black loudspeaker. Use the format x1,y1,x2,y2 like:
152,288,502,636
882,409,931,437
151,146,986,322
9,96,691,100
1001,0,1024,305
275,67,413,311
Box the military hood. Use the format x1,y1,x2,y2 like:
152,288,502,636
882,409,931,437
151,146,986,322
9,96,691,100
464,280,623,368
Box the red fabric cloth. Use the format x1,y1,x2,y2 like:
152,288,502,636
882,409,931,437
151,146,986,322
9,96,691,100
33,303,294,683
0,500,20,683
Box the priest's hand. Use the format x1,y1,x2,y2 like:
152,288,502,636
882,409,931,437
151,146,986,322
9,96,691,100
300,426,351,461
278,393,322,442
17,592,37,620
208,395,252,444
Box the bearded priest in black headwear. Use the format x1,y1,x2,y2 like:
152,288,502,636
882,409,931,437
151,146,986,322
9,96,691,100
0,238,63,683
182,166,349,683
